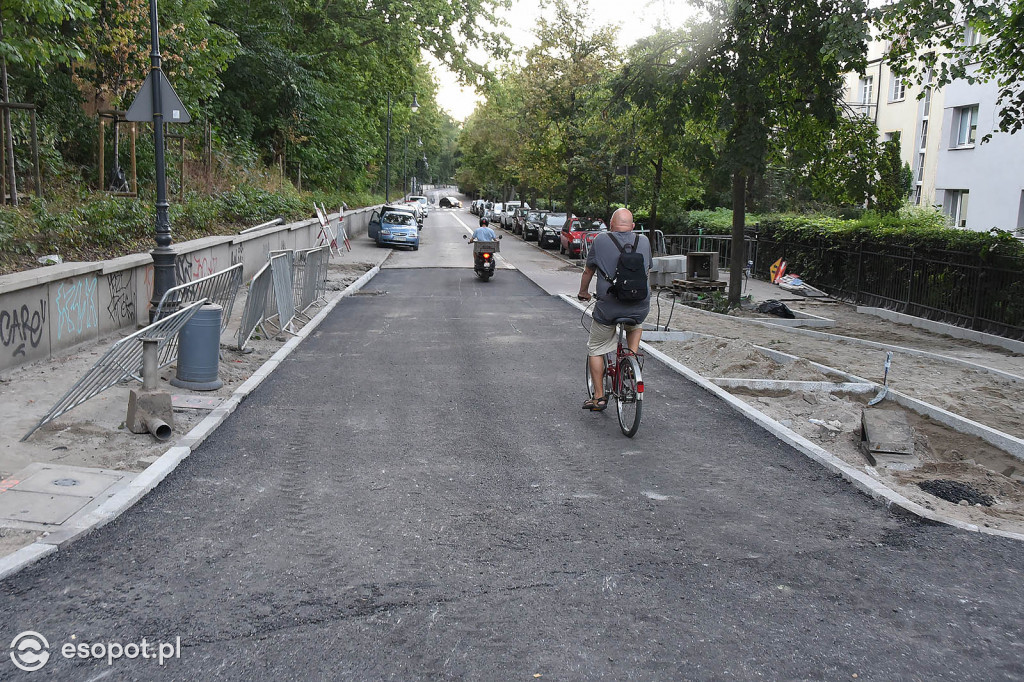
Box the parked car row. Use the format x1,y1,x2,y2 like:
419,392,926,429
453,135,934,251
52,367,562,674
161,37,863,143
479,205,608,257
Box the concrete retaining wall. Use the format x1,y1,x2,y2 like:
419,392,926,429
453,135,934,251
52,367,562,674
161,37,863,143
0,206,377,375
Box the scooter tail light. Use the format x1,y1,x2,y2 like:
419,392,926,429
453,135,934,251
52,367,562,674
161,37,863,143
482,253,491,259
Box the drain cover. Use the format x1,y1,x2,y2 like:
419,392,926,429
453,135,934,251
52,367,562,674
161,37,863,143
52,478,80,487
918,479,994,507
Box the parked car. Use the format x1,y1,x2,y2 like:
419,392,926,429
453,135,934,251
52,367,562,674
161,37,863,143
439,195,462,208
522,210,548,241
560,217,607,257
485,202,503,224
368,205,420,250
511,207,533,235
538,212,569,249
500,200,529,230
407,195,430,218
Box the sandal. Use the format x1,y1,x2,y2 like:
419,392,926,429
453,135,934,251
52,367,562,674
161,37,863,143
582,396,608,411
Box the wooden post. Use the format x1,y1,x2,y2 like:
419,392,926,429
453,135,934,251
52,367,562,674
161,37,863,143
30,109,41,198
1,117,5,203
130,123,138,195
178,135,184,195
98,117,105,191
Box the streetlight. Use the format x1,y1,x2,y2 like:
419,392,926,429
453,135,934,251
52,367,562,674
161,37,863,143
386,92,418,203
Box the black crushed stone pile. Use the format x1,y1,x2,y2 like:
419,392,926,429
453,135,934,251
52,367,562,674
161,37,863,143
918,479,995,507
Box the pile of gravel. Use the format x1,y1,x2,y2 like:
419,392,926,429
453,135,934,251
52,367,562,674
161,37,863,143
918,479,995,507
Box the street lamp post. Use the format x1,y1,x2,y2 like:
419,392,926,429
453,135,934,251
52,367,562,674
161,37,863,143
385,92,419,203
147,0,174,321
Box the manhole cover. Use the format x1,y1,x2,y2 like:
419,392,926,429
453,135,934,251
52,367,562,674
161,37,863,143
52,478,80,487
918,479,994,507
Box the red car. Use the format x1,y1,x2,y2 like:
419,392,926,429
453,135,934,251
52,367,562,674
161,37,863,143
559,217,607,257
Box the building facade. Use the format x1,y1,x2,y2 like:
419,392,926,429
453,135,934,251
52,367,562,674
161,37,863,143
844,34,1024,232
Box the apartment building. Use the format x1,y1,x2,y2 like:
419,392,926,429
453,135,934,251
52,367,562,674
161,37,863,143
843,33,1024,232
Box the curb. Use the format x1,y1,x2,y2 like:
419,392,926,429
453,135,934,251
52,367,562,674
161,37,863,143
0,265,383,582
557,293,1024,542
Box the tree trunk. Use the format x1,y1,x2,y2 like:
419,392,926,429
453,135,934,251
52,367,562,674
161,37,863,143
0,16,18,206
650,155,663,235
729,170,746,305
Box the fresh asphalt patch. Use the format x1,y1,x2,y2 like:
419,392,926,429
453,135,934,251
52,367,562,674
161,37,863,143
1,267,1022,679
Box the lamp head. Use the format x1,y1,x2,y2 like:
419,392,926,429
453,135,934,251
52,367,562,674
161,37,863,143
411,94,420,113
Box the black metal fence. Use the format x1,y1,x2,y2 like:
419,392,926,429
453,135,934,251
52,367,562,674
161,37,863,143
662,233,1024,340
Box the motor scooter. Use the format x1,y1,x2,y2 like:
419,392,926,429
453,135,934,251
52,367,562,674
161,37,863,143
463,234,502,281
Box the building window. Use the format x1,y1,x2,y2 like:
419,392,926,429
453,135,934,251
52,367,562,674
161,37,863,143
919,119,928,150
922,87,932,117
946,190,970,228
889,76,906,102
859,76,874,105
1017,191,1024,231
916,153,925,182
964,23,983,46
954,105,979,146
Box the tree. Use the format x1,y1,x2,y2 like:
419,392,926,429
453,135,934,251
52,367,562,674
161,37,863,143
0,0,93,203
875,131,904,216
519,0,619,218
877,0,1024,137
675,0,870,303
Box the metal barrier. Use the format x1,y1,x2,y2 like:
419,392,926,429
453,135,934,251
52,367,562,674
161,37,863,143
268,253,296,333
153,263,243,368
21,301,207,441
314,243,329,302
293,247,322,316
236,261,274,350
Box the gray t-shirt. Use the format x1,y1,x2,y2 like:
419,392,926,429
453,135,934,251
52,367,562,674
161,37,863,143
586,231,652,325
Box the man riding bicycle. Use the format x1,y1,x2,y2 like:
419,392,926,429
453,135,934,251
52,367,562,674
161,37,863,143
577,208,652,411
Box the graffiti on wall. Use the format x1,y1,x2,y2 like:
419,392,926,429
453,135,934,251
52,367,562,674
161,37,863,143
191,254,220,279
0,299,47,358
105,271,136,325
54,277,98,342
175,254,193,286
230,243,244,268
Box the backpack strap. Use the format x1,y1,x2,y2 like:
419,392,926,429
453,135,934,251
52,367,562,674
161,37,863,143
610,233,640,254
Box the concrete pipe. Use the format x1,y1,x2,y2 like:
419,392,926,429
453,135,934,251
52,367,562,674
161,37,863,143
145,417,172,442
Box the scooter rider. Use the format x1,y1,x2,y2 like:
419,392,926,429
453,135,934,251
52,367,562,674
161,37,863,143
470,217,497,243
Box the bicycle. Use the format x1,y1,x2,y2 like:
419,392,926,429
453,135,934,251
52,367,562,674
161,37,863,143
583,312,645,437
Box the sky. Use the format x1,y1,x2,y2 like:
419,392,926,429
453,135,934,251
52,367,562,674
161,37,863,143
433,0,694,122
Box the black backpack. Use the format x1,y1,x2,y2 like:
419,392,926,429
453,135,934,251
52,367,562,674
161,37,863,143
606,234,648,302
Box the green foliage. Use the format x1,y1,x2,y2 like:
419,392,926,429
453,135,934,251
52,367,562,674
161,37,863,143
875,132,904,216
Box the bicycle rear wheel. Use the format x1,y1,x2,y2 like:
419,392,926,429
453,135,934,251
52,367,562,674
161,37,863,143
616,356,643,437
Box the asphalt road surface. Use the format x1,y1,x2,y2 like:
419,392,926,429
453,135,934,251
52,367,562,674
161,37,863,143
2,206,1023,680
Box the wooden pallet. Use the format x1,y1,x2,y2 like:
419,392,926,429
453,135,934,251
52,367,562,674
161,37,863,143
670,278,727,293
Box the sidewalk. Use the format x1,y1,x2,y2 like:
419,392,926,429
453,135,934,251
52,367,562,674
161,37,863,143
0,235,386,559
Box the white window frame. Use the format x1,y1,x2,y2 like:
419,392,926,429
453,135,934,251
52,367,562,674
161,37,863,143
946,190,970,228
859,76,874,105
964,23,983,47
889,75,906,102
953,104,979,147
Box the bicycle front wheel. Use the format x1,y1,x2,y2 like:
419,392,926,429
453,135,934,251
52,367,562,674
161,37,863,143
616,356,643,437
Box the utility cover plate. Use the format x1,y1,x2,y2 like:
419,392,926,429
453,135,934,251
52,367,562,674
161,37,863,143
861,409,918,469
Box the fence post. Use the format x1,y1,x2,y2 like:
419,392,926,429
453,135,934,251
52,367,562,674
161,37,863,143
971,267,984,331
904,248,915,313
854,243,863,305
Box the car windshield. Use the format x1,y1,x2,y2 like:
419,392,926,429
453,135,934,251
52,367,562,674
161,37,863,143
546,214,566,226
582,222,605,232
383,212,414,225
